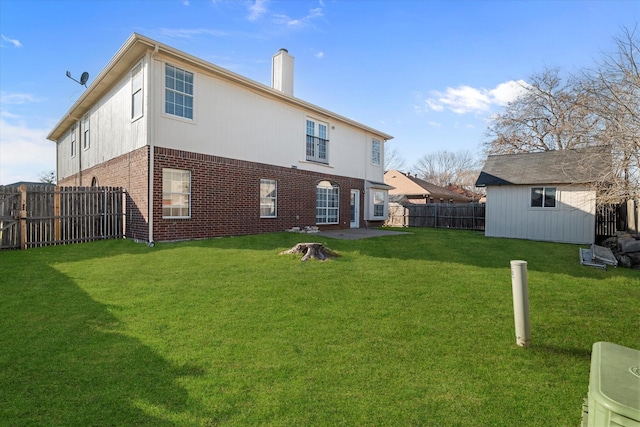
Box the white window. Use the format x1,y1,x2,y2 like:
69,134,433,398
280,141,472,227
131,62,143,120
531,187,556,208
162,168,191,218
373,190,385,217
82,114,90,150
306,119,329,164
316,181,339,224
260,179,277,218
70,125,76,158
372,138,381,165
165,64,193,120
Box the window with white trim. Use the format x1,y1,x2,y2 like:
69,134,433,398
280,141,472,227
372,138,381,165
316,181,339,224
165,64,193,119
531,187,556,208
131,62,143,120
70,125,76,158
260,179,277,218
162,168,191,218
373,190,385,217
82,114,90,150
306,118,329,164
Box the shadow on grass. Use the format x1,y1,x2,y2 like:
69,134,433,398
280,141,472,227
0,261,212,425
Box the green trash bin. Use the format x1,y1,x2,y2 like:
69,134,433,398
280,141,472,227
583,342,640,427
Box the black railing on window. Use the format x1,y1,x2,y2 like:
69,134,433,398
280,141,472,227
306,135,329,164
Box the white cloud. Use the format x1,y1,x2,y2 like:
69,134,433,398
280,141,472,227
424,80,529,114
0,92,41,104
0,116,55,184
248,0,268,22
1,34,22,48
314,51,324,59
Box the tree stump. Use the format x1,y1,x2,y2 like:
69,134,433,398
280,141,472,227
279,243,339,261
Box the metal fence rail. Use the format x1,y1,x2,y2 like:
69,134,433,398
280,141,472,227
0,184,125,250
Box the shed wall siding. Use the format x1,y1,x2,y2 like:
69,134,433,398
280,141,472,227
485,185,595,244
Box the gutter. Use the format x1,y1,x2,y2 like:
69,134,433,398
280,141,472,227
148,44,159,247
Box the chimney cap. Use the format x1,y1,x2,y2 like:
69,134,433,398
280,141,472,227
278,48,289,53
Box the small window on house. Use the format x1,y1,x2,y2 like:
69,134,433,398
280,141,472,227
82,115,90,150
373,190,385,217
372,138,381,166
165,64,193,120
316,181,339,224
131,62,143,120
260,179,277,218
162,168,191,218
531,187,556,208
70,125,76,158
306,118,329,164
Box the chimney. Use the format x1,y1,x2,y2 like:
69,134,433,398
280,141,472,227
271,48,294,96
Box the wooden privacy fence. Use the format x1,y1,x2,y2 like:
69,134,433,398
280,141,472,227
0,184,125,250
386,203,486,231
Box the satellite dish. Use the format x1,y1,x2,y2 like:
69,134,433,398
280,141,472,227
66,70,89,88
80,72,89,86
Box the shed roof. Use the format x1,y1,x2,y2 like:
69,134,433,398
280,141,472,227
475,147,611,187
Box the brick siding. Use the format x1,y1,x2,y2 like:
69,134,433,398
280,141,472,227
153,147,365,242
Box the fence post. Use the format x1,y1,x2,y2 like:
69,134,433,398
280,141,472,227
54,186,61,243
19,184,27,250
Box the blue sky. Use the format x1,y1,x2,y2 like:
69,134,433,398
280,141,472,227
0,0,638,184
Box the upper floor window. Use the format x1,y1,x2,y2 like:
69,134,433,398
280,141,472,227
165,64,193,120
372,138,381,165
82,114,90,150
131,62,143,120
306,118,328,164
70,125,76,158
162,168,191,218
531,187,556,208
260,179,277,218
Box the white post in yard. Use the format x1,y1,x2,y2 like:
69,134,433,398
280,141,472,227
510,260,531,347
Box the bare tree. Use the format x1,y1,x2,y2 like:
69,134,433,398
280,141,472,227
484,67,600,154
412,150,480,189
384,145,406,172
39,170,56,184
483,26,640,203
581,25,640,202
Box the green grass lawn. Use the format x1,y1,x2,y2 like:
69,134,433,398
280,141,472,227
1,228,638,426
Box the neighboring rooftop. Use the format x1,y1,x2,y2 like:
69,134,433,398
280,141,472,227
475,147,611,187
384,170,473,203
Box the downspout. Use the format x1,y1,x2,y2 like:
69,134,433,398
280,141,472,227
147,44,159,246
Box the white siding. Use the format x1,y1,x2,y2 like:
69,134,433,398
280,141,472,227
57,57,148,180
151,56,383,183
485,184,596,244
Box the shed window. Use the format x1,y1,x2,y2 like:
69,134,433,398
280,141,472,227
531,187,556,208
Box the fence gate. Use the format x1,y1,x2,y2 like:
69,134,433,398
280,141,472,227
0,187,22,249
595,204,621,241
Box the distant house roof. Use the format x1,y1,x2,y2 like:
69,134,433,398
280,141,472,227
384,170,473,203
475,147,611,187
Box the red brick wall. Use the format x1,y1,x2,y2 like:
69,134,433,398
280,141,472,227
152,147,365,242
58,147,150,241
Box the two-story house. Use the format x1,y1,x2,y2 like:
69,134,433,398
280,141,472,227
47,34,393,243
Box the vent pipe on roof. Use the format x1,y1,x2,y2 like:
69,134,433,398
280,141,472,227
272,48,294,96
